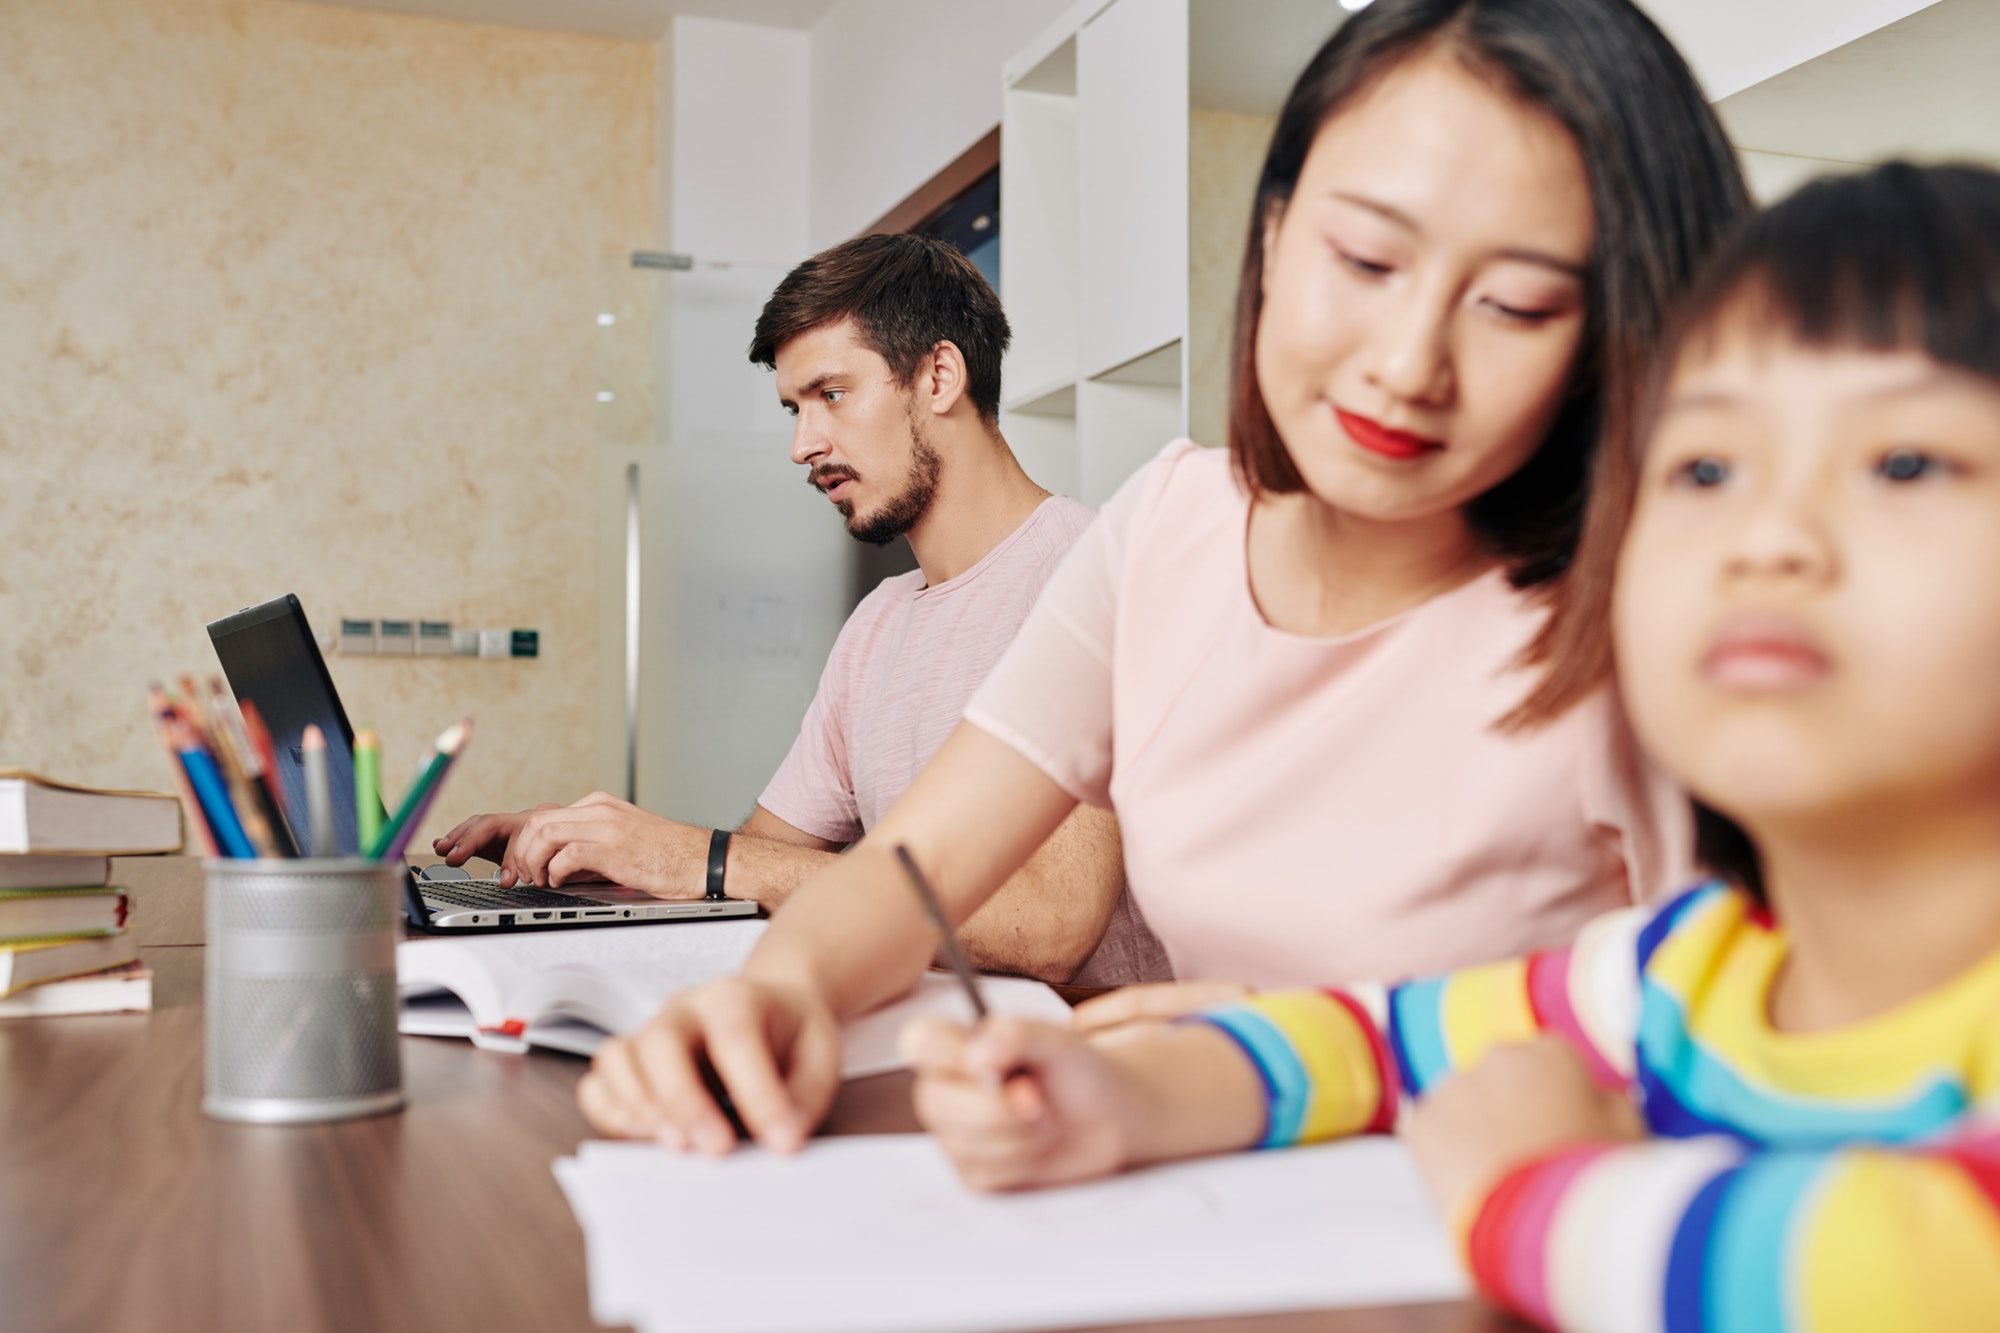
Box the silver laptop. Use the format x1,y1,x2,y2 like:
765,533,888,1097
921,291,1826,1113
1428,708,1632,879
208,594,759,933
410,864,757,930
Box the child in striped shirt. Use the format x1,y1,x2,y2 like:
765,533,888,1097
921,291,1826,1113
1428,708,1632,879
906,162,2000,1331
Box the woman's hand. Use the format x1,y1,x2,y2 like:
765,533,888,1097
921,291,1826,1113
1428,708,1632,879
904,1016,1143,1191
577,974,842,1154
1403,1036,1644,1222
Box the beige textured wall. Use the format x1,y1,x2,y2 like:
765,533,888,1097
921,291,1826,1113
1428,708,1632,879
1188,106,1274,452
0,0,654,848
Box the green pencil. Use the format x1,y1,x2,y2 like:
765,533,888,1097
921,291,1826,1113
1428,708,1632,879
368,719,471,862
354,727,382,856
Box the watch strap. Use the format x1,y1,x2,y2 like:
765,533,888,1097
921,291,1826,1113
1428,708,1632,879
705,828,731,901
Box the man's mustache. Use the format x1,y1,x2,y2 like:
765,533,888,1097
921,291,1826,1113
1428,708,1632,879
808,464,859,493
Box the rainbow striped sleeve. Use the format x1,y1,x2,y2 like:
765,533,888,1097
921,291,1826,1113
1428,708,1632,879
1389,905,1647,1099
1195,989,1397,1147
1194,905,1649,1147
1465,1124,2000,1331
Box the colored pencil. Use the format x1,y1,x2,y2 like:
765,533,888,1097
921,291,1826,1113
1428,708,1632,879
236,700,300,857
370,719,472,863
354,727,383,855
205,680,281,859
175,718,255,859
175,675,214,747
148,684,219,858
301,724,336,858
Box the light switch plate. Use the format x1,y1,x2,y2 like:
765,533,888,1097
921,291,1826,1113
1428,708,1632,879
338,618,376,655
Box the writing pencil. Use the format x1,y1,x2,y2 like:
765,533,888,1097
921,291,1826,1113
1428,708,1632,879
893,844,987,1019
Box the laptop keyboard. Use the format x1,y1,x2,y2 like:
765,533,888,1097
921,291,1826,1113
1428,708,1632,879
421,881,592,909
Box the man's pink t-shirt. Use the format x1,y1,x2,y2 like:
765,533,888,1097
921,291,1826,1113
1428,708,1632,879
761,496,1094,840
759,497,1172,984
965,441,1694,989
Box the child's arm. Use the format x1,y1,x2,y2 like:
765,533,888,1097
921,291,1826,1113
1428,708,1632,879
1452,1119,2000,1331
907,905,1653,1189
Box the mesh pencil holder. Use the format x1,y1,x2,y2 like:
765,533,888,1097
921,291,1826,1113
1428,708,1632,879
203,858,405,1124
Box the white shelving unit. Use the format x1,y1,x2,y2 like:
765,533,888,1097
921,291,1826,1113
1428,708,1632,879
999,0,1349,505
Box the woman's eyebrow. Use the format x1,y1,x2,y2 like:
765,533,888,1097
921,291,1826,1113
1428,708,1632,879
1490,248,1589,280
1331,190,1421,232
1328,191,1587,279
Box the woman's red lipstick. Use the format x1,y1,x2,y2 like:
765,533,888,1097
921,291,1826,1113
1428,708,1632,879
1335,408,1444,460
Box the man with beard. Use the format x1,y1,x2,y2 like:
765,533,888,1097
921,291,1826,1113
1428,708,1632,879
435,234,1165,985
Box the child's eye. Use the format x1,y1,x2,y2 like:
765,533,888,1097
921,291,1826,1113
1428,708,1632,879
1876,448,1948,482
1669,456,1731,488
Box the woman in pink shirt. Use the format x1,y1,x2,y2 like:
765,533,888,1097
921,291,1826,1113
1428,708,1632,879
577,0,1751,1152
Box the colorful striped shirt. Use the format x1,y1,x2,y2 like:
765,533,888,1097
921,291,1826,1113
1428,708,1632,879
1196,883,2000,1331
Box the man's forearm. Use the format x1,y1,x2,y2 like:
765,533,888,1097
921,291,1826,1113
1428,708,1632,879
951,806,1126,985
722,832,838,909
958,875,1107,984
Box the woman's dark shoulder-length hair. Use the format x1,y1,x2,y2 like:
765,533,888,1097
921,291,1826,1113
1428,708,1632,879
1537,162,2000,901
1228,0,1748,589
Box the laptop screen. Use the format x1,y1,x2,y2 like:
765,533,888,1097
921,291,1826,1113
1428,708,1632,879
207,595,377,857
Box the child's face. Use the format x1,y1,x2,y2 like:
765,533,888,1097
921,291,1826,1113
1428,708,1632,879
1616,327,2000,830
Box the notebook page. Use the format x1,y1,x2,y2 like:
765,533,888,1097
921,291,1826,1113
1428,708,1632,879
451,917,770,984
554,1134,1466,1333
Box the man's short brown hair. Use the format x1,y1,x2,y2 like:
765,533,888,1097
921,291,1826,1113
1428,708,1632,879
748,233,1011,422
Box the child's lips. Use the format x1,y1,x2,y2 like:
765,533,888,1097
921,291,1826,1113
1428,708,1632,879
1701,614,1832,690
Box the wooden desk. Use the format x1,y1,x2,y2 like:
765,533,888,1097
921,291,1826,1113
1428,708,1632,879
0,859,1519,1333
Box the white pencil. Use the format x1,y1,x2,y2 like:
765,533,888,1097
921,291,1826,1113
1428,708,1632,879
302,724,336,858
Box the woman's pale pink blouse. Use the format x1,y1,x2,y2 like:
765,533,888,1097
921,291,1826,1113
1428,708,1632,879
965,441,1691,988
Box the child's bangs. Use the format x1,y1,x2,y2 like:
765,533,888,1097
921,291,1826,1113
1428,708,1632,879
1662,162,2000,389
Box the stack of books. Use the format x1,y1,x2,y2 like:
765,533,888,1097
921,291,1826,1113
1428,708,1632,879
0,770,184,1018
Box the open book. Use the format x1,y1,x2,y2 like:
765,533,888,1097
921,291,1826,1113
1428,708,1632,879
398,920,1073,1079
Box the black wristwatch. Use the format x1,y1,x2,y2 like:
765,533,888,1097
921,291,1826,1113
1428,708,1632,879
704,828,731,901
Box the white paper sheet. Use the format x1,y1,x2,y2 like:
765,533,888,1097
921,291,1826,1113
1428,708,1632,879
553,1134,1467,1333
838,973,1073,1078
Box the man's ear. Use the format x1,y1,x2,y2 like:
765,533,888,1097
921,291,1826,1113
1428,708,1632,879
921,340,971,417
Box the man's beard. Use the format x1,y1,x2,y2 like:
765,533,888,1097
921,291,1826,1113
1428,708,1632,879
822,411,942,547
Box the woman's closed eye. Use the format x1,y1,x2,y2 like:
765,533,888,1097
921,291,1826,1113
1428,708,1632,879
1480,297,1561,326
1335,246,1394,278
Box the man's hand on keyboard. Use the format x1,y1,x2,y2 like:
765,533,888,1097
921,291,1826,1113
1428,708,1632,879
433,804,560,874
499,792,711,898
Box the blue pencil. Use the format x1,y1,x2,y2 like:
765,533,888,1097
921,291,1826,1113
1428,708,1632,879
178,729,256,859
